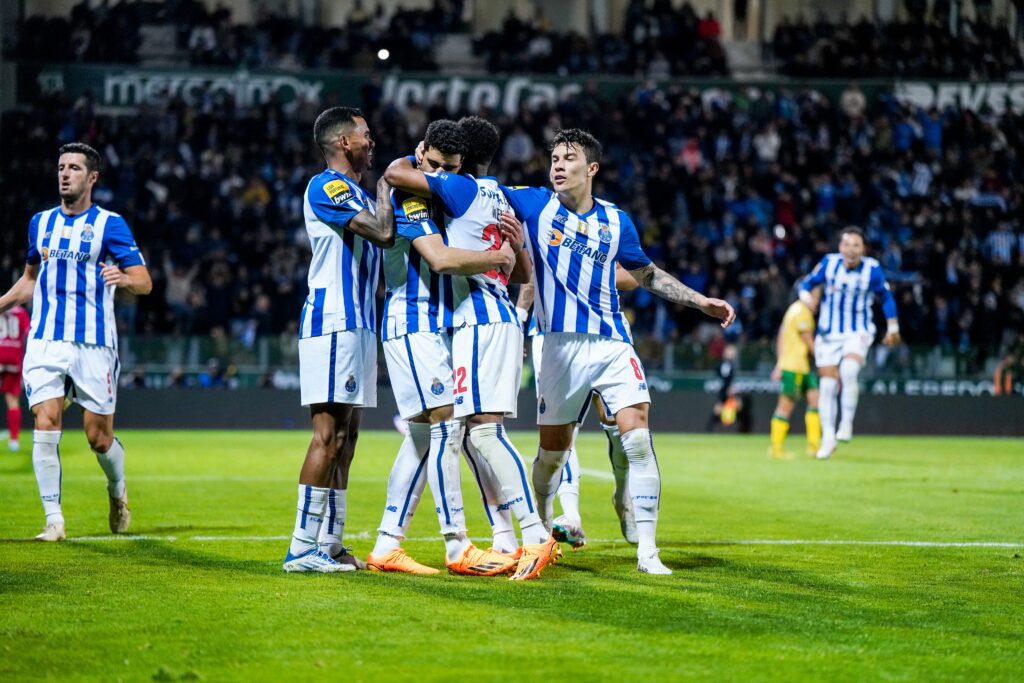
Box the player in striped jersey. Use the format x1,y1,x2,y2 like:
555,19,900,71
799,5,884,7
0,142,152,541
503,129,735,575
386,116,557,581
798,226,899,459
369,120,519,576
516,266,642,548
284,107,395,574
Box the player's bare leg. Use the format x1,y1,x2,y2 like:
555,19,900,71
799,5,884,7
317,408,365,568
83,409,130,534
770,394,796,459
467,412,555,580
30,398,65,540
5,392,21,452
816,366,839,459
837,353,864,442
284,403,356,573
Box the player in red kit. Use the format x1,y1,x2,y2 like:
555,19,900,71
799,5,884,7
0,305,30,452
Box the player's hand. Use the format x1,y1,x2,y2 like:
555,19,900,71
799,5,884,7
414,140,426,165
770,366,782,382
698,296,736,328
99,262,130,288
883,330,901,347
498,212,524,252
496,242,516,276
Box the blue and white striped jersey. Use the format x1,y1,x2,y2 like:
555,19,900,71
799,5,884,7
799,254,897,336
299,169,380,339
381,158,454,340
424,172,518,328
503,187,651,344
26,204,145,349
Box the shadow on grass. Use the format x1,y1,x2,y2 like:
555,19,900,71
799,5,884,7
70,538,275,577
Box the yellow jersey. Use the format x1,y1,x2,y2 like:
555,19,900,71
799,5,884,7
778,301,815,374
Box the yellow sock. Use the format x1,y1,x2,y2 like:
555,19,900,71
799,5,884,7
770,415,789,453
805,408,821,451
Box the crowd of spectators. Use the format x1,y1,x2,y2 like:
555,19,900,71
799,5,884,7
773,13,1023,78
11,0,141,64
476,0,728,77
3,75,1021,378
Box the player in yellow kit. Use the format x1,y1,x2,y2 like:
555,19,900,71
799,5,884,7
769,296,821,458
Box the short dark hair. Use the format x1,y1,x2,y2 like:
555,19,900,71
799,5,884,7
458,116,500,169
550,128,602,164
423,119,467,158
313,106,364,156
58,142,102,174
840,225,866,242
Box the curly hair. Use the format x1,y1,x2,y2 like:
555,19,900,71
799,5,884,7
423,119,467,158
457,116,500,170
550,128,602,164
58,142,102,174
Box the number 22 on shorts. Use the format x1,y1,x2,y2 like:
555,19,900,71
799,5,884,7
454,367,468,394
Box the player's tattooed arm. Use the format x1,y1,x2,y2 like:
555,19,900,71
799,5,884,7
0,264,38,314
347,176,396,248
99,263,153,295
507,243,532,285
412,235,514,276
630,264,736,328
383,156,431,198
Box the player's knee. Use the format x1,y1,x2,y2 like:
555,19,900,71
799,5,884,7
839,358,861,384
86,426,113,453
32,407,60,432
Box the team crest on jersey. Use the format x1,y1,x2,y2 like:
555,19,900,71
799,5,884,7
539,398,546,414
80,224,94,242
548,229,564,246
402,197,430,223
324,179,354,205
345,374,357,393
599,224,612,243
430,377,445,396
577,219,589,235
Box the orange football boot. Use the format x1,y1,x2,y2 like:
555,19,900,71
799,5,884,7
366,548,439,574
509,536,559,581
446,543,517,576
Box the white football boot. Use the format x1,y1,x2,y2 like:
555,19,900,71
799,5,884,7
35,522,66,542
551,514,587,549
109,492,131,534
816,437,837,460
283,546,354,573
637,549,673,575
836,422,853,443
613,495,639,544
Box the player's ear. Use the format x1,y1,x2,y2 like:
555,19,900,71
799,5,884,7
587,161,600,178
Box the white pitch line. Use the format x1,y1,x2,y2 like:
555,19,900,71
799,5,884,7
34,535,1020,548
578,467,614,481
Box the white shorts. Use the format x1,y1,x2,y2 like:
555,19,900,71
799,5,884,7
451,322,522,419
814,332,873,368
383,331,455,420
537,332,651,425
23,339,119,415
532,332,602,425
299,329,377,407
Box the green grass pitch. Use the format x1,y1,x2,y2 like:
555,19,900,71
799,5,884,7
1,430,1022,681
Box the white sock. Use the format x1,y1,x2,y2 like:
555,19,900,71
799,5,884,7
425,420,469,561
372,424,430,557
557,447,581,520
317,488,347,557
619,428,661,556
463,436,517,553
819,376,839,442
532,447,570,527
469,423,547,545
839,358,861,431
604,423,630,510
33,430,63,524
93,436,126,499
289,484,328,556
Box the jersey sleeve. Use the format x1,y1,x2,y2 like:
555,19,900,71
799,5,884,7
500,185,549,220
424,172,478,218
616,212,653,271
394,192,440,242
308,175,368,232
869,265,898,319
799,257,829,293
26,213,41,265
103,215,146,268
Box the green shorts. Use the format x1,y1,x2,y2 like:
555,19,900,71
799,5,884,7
780,370,818,398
